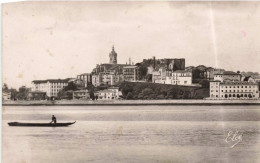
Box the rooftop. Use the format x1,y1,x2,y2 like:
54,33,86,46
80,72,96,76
32,78,70,84
123,65,138,68
173,70,190,73
215,71,240,75
221,81,258,85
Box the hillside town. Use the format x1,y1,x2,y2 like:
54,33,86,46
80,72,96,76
2,46,260,101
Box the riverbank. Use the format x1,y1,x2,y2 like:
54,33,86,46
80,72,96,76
2,99,260,106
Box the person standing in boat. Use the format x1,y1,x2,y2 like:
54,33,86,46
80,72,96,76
50,115,57,124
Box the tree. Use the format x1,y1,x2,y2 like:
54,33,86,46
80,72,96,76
139,65,148,80
199,79,210,88
145,74,152,82
64,82,78,91
89,91,95,100
142,88,153,96
2,83,9,92
126,92,133,100
16,86,30,100
9,88,18,100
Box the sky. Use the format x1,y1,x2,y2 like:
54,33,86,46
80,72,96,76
2,1,260,89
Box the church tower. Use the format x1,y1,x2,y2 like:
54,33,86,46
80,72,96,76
109,45,117,64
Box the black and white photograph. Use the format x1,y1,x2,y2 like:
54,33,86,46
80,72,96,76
2,1,260,163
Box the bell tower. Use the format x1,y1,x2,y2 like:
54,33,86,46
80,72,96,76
109,45,117,64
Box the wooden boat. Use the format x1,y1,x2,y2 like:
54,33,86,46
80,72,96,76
8,121,76,127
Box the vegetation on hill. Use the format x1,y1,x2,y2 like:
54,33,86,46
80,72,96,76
119,82,209,100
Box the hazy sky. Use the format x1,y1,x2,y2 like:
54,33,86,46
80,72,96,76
2,1,260,89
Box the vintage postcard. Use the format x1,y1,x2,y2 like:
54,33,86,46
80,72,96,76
2,1,260,163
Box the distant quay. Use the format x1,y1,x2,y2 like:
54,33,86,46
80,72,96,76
2,99,260,106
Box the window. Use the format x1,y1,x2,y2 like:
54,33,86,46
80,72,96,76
245,86,247,88
242,86,243,88
237,86,239,88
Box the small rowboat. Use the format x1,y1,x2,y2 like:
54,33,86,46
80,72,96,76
8,121,76,127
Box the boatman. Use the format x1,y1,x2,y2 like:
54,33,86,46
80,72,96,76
50,115,57,124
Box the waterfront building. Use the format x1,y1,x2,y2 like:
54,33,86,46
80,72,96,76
2,91,11,101
28,91,47,100
123,65,139,82
214,71,241,82
76,73,92,87
31,79,70,97
73,90,90,100
209,81,259,99
97,87,121,100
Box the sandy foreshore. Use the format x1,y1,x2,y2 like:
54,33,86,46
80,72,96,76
2,99,260,106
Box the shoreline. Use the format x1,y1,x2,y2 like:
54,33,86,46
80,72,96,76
2,99,260,106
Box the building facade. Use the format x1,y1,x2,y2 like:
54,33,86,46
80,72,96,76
96,87,121,100
123,66,139,82
214,71,241,82
109,46,117,64
2,91,11,101
73,90,90,100
171,70,192,85
209,81,259,99
31,79,70,97
76,73,92,87
152,69,192,86
28,91,47,100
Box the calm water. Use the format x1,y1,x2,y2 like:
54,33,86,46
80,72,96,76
2,105,260,163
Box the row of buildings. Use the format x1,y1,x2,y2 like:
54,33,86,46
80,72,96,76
27,46,259,100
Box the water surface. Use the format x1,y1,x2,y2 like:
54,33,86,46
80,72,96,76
2,105,260,163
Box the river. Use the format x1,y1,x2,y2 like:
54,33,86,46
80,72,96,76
2,105,260,163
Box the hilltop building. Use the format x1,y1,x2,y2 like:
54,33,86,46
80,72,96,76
142,57,185,71
214,71,241,82
76,73,92,87
152,68,192,86
91,46,133,86
109,45,117,64
123,66,139,82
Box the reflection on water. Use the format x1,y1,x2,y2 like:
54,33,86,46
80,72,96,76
2,105,260,163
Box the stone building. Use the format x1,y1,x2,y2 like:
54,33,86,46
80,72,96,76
209,81,259,99
109,45,117,64
214,71,241,82
123,66,139,82
91,46,128,86
76,73,92,87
